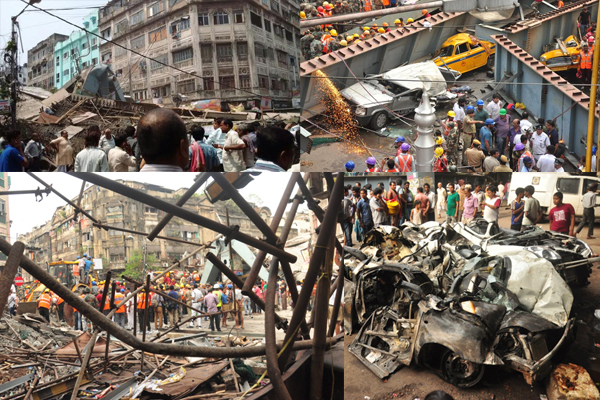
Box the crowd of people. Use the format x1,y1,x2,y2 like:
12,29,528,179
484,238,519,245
2,109,298,172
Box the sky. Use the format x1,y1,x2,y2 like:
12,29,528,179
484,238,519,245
1,0,105,61
6,173,307,242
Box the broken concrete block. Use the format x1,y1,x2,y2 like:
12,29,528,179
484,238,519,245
546,363,600,400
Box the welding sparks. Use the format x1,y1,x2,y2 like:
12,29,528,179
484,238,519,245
314,70,371,156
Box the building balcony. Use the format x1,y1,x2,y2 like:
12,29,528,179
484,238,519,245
216,56,232,64
174,59,194,68
202,59,213,66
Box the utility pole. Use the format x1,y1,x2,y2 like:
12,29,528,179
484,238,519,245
10,17,18,130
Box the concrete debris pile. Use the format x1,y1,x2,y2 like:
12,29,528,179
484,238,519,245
345,220,599,389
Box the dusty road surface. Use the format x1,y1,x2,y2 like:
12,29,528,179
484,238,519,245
345,207,600,400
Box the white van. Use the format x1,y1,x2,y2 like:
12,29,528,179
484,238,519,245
506,173,600,218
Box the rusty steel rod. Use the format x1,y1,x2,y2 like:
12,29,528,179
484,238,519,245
67,173,296,263
70,329,99,400
0,241,24,313
98,271,111,316
241,172,300,295
141,274,151,372
265,259,292,400
146,173,210,241
211,173,280,245
310,232,336,400
278,173,344,371
104,282,117,373
328,266,344,338
27,173,98,223
0,236,336,358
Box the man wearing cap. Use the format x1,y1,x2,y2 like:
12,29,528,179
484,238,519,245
493,155,513,172
537,145,557,172
365,157,380,172
521,156,535,172
466,140,485,172
396,143,414,172
486,94,502,119
494,108,510,155
515,141,532,172
480,119,495,155
484,149,500,172
474,100,489,135
554,158,565,172
579,42,593,84
530,125,551,164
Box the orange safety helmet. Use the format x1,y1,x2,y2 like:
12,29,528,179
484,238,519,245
382,22,389,27
317,6,324,12
422,9,428,15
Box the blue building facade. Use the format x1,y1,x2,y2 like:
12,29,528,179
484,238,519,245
54,11,100,89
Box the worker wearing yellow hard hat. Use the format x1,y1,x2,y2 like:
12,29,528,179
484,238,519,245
435,147,444,158
346,35,353,42
340,40,348,46
435,137,444,146
353,33,359,38
447,111,455,118
407,18,414,23
300,11,306,19
363,26,370,31
377,28,385,33
394,19,404,28
330,29,338,37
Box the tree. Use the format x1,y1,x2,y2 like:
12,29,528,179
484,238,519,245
124,250,156,280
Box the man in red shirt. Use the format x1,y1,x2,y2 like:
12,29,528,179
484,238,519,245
548,192,575,236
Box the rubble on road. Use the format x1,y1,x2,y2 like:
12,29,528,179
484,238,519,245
346,220,598,389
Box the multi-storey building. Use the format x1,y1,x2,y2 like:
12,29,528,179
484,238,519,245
27,33,69,90
54,12,101,89
98,0,300,108
18,180,273,281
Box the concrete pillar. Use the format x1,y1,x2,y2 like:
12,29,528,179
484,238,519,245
413,91,436,172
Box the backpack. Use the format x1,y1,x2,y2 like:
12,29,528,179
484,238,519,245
151,294,159,307
165,293,177,310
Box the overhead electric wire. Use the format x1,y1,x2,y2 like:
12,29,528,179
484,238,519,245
17,0,285,103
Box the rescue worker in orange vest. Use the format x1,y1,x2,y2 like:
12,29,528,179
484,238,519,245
73,257,80,285
137,289,152,333
442,111,456,137
114,289,126,328
51,291,65,322
37,289,51,322
396,143,414,172
321,31,334,54
103,290,112,316
434,147,449,172
364,0,372,11
579,42,593,84
365,156,381,172
587,36,595,55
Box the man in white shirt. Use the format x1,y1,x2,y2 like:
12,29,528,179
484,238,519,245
74,127,109,172
576,182,599,239
554,158,565,172
369,187,387,227
49,130,74,172
205,118,226,170
436,182,447,219
108,134,137,172
137,109,189,172
486,94,502,119
530,125,551,164
215,120,246,172
519,111,533,134
99,129,116,156
24,132,44,172
190,284,204,328
453,98,466,131
536,145,557,172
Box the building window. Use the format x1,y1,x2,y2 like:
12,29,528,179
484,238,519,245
254,43,266,58
63,52,69,59
92,58,98,65
115,45,127,58
148,1,164,17
148,26,167,43
133,90,148,100
218,75,235,90
239,75,251,88
216,44,232,62
171,18,190,34
101,28,111,39
203,79,215,90
201,44,213,62
102,52,111,62
177,79,195,94
130,35,145,49
258,74,269,89
237,42,248,61
82,42,88,50
173,48,193,63
56,73,60,83
198,13,209,26
82,62,89,68
285,29,293,42
277,50,288,66
151,54,168,70
115,19,129,34
56,57,60,66
64,69,70,76
250,12,262,28
214,11,229,25
234,10,244,23
91,38,97,46
130,10,144,26
264,20,271,32
274,24,283,38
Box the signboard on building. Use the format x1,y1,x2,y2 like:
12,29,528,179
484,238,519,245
260,97,272,110
93,258,103,270
0,100,10,115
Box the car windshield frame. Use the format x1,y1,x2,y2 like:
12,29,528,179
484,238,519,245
436,45,455,58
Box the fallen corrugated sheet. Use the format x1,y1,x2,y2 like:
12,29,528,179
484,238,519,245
55,331,124,359
143,360,229,397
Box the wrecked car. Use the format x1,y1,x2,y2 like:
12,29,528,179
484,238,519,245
452,219,597,287
340,61,460,130
347,222,578,387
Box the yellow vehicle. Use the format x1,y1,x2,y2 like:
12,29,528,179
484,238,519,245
432,34,496,74
540,35,581,72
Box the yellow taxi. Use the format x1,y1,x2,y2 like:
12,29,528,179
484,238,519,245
432,34,496,74
540,35,581,72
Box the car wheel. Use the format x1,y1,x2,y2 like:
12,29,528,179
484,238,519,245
370,111,388,130
487,54,495,69
440,349,485,388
